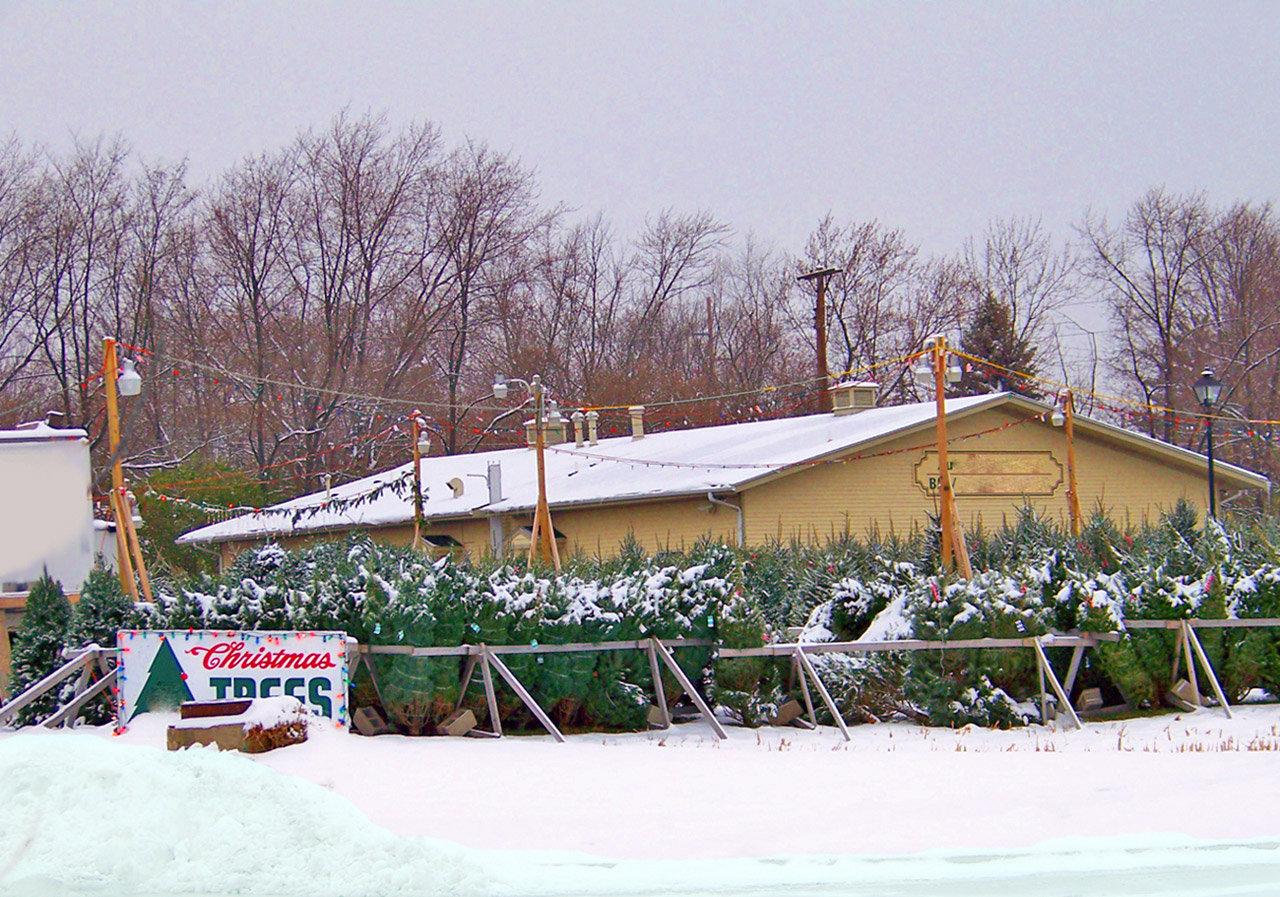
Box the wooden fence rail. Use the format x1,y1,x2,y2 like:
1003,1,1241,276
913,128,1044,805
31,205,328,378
9,619,1280,739
0,646,117,729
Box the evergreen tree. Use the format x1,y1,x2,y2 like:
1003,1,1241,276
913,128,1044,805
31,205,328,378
957,291,1041,398
66,564,135,724
67,564,134,649
10,571,73,724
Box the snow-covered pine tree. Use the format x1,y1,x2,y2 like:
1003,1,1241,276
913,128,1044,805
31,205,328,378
62,564,135,724
67,563,134,649
10,571,73,724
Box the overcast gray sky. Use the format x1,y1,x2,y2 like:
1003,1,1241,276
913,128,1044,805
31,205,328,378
2,0,1277,261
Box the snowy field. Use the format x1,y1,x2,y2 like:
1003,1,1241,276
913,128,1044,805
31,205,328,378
5,706,1280,896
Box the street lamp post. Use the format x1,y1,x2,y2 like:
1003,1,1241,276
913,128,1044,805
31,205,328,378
493,373,561,570
1192,369,1223,520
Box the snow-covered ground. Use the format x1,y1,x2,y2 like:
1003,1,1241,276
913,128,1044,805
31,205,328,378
5,706,1280,895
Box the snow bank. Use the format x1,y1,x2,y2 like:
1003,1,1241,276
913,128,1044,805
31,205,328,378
0,730,486,897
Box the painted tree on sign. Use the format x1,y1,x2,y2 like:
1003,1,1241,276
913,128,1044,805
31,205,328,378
132,637,194,715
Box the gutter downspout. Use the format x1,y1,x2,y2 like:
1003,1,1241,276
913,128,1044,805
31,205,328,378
707,492,744,547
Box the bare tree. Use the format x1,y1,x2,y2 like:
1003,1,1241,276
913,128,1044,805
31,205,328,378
433,141,548,453
1082,188,1213,440
962,216,1077,347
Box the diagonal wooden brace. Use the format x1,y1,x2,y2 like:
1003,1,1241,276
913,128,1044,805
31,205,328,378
485,647,565,743
794,647,850,741
1034,638,1082,729
1183,621,1233,719
650,638,726,740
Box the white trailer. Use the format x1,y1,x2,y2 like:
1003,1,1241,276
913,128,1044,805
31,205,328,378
0,422,94,594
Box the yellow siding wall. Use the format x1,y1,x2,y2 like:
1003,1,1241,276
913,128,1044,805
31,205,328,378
743,407,1213,542
215,407,1228,566
554,497,738,558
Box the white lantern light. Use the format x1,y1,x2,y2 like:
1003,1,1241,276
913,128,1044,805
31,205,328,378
492,374,508,400
914,360,934,386
118,357,143,397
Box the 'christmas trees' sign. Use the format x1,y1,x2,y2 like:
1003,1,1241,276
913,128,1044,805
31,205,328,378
118,630,350,729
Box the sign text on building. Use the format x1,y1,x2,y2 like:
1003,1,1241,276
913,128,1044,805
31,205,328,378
914,451,1063,497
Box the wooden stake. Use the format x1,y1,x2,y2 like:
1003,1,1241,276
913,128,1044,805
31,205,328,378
1183,620,1201,708
1036,640,1048,724
646,641,671,728
1170,623,1185,683
794,653,817,726
479,646,502,736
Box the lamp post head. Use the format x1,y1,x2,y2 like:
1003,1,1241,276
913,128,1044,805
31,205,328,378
492,374,508,400
118,357,143,397
913,359,933,387
1192,369,1222,408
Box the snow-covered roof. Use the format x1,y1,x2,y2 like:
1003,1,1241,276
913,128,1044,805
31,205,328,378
0,423,88,443
177,393,1269,545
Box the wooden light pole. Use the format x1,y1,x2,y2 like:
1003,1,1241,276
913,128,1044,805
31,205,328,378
798,267,841,413
494,374,561,570
103,337,152,601
928,335,972,578
1059,391,1083,537
410,411,427,551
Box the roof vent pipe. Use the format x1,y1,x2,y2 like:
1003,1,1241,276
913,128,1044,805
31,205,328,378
487,461,502,503
629,405,645,439
587,410,599,445
572,410,585,447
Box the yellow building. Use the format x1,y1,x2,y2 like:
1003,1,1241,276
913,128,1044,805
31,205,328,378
179,386,1270,568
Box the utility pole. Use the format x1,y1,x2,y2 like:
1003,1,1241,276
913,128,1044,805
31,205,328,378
528,376,561,570
103,337,152,601
928,335,972,578
798,267,841,413
493,373,561,570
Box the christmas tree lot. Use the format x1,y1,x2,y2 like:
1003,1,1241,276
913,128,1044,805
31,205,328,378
13,500,1280,733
